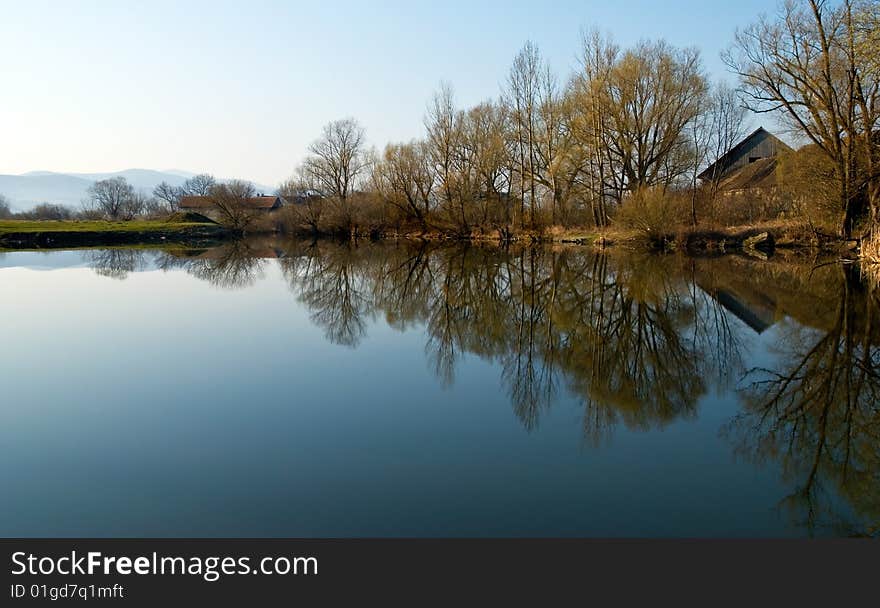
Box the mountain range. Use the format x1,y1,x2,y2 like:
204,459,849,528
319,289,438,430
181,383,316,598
0,169,277,212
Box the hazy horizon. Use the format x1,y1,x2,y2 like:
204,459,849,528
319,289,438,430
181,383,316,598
1,0,774,186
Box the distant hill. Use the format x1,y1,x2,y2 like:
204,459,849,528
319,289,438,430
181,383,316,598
0,170,275,212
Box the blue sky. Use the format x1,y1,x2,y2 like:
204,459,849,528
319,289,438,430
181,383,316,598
0,0,776,186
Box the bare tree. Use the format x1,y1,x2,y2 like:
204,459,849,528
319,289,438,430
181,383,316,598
0,194,12,219
278,167,325,234
182,174,217,197
724,0,880,237
572,28,620,226
85,177,139,220
206,180,258,231
153,181,183,212
304,119,369,201
23,203,73,220
601,40,708,194
505,43,543,227
689,81,750,224
302,118,369,231
453,101,519,229
373,140,436,227
425,83,466,229
704,82,750,197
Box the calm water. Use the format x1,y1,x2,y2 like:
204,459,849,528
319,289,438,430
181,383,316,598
2,240,878,537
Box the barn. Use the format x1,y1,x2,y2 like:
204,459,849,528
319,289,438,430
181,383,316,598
698,127,792,184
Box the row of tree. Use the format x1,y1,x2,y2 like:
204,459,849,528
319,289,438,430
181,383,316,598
280,0,878,239
283,36,746,235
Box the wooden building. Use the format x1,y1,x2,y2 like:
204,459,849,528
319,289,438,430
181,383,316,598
698,127,792,183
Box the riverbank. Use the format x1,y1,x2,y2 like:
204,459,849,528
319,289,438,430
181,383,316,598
0,217,859,258
0,219,232,249
360,219,855,257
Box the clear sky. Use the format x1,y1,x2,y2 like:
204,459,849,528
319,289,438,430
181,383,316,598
0,0,776,187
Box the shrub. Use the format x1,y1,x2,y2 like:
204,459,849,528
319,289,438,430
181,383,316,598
612,188,690,237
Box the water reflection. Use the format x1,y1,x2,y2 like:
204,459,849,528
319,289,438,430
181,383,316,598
83,249,150,280
727,264,880,536
79,239,880,535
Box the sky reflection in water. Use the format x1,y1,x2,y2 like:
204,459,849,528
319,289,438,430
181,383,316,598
1,240,878,537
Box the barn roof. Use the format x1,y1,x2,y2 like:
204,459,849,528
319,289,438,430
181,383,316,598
698,127,791,181
717,157,779,191
179,195,283,210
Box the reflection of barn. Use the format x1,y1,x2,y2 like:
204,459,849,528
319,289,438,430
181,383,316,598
710,288,777,334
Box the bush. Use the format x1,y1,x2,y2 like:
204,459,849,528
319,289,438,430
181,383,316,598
697,189,793,227
612,188,691,236
776,146,843,232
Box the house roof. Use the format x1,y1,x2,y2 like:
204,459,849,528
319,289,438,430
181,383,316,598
179,195,283,210
698,127,792,181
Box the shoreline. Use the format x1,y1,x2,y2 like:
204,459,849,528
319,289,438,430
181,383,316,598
0,218,860,258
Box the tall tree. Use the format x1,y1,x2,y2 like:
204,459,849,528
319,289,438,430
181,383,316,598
599,40,708,194
505,43,544,227
85,177,140,220
302,118,370,230
181,174,217,197
425,84,466,229
153,181,182,212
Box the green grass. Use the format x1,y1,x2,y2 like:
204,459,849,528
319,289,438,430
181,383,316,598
0,220,206,235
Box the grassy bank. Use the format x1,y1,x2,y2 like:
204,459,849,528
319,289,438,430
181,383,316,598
0,217,858,258
0,219,231,249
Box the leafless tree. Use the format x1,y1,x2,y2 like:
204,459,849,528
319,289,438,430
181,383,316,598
571,28,619,226
724,0,880,237
302,118,370,231
505,43,544,226
600,40,708,194
688,82,750,224
278,168,325,234
460,102,513,227
373,140,436,227
153,181,183,212
425,83,465,229
704,82,751,197
206,180,258,231
181,174,217,197
84,177,140,220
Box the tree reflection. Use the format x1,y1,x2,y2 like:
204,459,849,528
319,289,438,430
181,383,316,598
274,240,717,436
182,240,268,290
729,264,880,536
279,241,374,347
84,249,149,280
77,238,880,534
